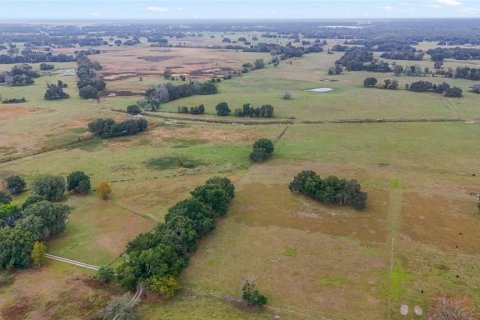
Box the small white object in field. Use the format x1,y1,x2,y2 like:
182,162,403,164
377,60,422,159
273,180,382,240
400,304,409,315
414,305,423,316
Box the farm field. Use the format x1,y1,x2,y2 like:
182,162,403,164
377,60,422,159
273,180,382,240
1,22,480,320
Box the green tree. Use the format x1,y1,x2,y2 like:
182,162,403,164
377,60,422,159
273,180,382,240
0,191,12,205
249,138,274,163
215,102,231,116
363,77,378,87
67,171,91,194
31,241,47,267
79,85,98,99
0,204,22,228
191,185,230,216
5,175,26,195
97,265,115,282
145,275,180,298
165,198,215,237
204,177,235,201
242,279,268,307
22,194,45,209
17,200,70,240
31,175,65,201
0,228,35,269
127,104,141,115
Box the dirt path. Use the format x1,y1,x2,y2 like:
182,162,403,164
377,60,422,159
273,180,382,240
385,187,403,319
46,254,100,271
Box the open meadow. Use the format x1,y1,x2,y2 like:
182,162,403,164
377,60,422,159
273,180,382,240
1,24,480,320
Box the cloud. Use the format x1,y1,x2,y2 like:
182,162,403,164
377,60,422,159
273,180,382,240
380,5,395,10
146,6,171,13
435,0,462,7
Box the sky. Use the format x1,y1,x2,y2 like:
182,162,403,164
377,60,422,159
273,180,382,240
0,0,479,20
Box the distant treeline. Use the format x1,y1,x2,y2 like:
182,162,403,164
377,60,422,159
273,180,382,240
243,42,324,59
0,50,75,64
427,47,480,61
407,81,463,97
145,82,218,109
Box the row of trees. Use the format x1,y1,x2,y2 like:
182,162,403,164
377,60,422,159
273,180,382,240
87,117,148,139
427,47,480,61
178,104,205,115
0,52,74,64
380,50,424,61
289,170,367,210
407,81,463,97
1,97,26,104
145,82,218,110
363,77,399,90
76,53,106,99
215,102,274,118
113,177,235,298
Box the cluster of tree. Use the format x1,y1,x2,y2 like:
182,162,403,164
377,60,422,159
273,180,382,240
363,60,392,73
115,177,235,298
407,81,463,97
0,52,74,64
380,50,424,61
363,77,399,90
0,64,40,86
178,104,205,115
335,47,374,71
39,63,54,70
44,80,69,100
0,175,75,270
233,103,274,118
331,45,349,52
289,170,367,210
250,139,274,163
127,104,142,115
243,42,323,60
427,47,480,61
393,65,428,77
241,59,267,73
76,53,106,99
453,67,480,81
1,97,26,104
145,82,217,109
87,117,148,139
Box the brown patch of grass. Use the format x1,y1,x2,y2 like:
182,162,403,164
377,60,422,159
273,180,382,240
0,106,50,121
428,294,478,320
0,297,31,320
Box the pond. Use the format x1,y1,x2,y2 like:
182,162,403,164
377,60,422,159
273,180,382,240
306,88,333,93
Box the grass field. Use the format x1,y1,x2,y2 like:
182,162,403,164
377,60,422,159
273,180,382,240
1,34,480,319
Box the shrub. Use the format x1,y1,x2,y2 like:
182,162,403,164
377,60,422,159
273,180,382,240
95,181,112,200
102,294,140,320
363,77,378,87
87,118,148,139
242,279,268,307
145,275,180,298
0,191,12,205
0,228,35,269
22,195,45,209
127,104,141,115
97,265,115,283
5,175,26,195
282,91,292,99
31,241,47,267
215,102,231,116
0,204,22,228
249,139,274,163
67,171,91,194
31,175,65,202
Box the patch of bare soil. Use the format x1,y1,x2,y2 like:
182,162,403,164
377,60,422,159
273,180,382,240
137,55,175,62
147,125,258,143
0,106,50,121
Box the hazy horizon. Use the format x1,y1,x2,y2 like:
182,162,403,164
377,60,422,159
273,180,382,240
1,0,480,20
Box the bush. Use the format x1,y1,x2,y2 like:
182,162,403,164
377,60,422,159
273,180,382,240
5,175,26,195
44,80,69,100
40,63,54,70
97,266,115,283
249,139,274,163
31,241,47,267
215,102,231,116
95,181,112,200
31,175,65,202
67,171,91,194
282,91,292,99
79,85,98,99
145,275,180,298
22,195,45,209
87,118,148,139
242,279,268,307
127,104,141,115
363,77,378,87
102,294,140,320
0,191,12,205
